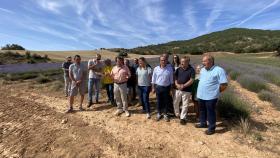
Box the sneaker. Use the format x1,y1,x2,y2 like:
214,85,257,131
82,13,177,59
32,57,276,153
156,113,162,121
205,130,215,135
164,115,170,122
79,106,84,111
114,110,123,116
195,124,208,128
65,107,73,113
125,111,130,117
180,119,187,125
146,113,151,119
87,102,93,108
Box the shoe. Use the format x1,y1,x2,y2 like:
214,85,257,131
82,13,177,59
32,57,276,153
180,119,187,125
156,114,162,121
164,115,170,122
79,107,84,111
125,111,130,117
114,110,123,116
146,113,151,119
65,107,73,113
195,124,208,128
87,102,93,108
205,130,215,135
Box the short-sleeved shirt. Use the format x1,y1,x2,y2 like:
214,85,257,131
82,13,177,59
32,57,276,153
174,65,195,92
197,65,228,100
69,63,87,81
62,61,72,77
102,65,113,84
88,59,104,79
136,67,152,86
111,65,131,83
151,65,173,87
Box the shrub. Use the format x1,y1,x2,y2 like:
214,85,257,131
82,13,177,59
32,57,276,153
263,72,280,86
258,90,273,101
237,75,268,93
239,117,251,137
229,71,240,80
4,72,38,81
36,74,51,84
217,90,251,119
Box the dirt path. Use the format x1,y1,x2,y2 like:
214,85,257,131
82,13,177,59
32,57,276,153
1,81,280,158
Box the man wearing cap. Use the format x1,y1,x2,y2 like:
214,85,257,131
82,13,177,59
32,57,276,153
62,56,72,97
111,56,131,117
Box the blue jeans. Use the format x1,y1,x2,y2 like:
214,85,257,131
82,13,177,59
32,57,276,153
105,84,114,102
199,99,218,131
155,85,171,115
138,86,151,113
88,78,101,103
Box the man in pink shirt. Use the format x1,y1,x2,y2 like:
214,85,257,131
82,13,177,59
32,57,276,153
111,56,131,117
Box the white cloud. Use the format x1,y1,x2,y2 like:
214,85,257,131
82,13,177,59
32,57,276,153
0,7,14,14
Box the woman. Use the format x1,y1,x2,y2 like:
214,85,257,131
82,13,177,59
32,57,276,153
136,57,153,119
192,64,203,120
172,55,180,70
102,59,115,106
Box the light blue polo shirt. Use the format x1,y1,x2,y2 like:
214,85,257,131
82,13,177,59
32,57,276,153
197,65,228,100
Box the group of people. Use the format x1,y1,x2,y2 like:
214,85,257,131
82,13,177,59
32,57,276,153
62,53,228,135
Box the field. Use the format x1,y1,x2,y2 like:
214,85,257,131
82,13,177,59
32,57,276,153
1,52,280,158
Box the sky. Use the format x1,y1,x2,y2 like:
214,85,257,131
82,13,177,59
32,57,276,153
0,0,280,50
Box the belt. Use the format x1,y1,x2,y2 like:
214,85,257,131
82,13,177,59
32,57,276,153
115,81,127,84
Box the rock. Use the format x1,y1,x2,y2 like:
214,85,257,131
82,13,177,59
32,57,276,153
197,141,205,145
61,118,68,124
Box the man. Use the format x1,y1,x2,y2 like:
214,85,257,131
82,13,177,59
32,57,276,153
152,55,173,122
66,55,87,113
125,59,136,104
132,58,139,101
162,53,175,116
62,56,72,97
196,53,228,135
88,54,104,107
111,56,131,117
174,56,195,125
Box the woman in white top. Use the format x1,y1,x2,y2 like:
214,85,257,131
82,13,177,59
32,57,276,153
136,57,153,119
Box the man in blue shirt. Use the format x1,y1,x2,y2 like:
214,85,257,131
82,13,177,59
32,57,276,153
152,55,173,122
196,54,228,135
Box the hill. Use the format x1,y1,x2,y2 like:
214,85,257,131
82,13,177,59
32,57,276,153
124,28,280,55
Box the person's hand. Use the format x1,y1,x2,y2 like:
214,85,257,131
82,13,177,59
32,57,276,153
76,80,82,86
152,87,155,94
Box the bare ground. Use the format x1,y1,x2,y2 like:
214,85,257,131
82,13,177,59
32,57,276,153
1,80,280,158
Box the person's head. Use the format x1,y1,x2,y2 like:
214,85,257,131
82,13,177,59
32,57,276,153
74,55,81,64
134,58,139,65
66,56,72,62
124,59,130,66
138,57,147,68
202,53,214,69
96,53,101,61
162,53,169,61
180,56,190,68
160,55,167,67
195,64,203,74
116,56,124,66
104,59,111,66
172,55,180,66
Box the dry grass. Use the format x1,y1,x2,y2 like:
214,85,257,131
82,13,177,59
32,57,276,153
0,50,159,62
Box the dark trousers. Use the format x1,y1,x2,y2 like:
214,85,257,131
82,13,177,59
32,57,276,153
199,99,218,131
155,85,171,115
138,86,151,113
105,84,114,102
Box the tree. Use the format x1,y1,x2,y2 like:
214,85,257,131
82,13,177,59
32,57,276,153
1,44,25,50
277,45,280,56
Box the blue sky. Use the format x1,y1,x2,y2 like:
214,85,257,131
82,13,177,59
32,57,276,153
1,0,280,50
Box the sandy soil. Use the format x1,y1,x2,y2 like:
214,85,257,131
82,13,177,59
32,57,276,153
0,80,280,158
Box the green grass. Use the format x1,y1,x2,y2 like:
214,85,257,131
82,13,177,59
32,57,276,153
217,89,251,119
237,75,268,93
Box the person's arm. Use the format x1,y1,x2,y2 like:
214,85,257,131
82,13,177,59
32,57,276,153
126,66,131,79
69,66,75,82
151,68,157,93
183,69,195,88
220,83,228,92
88,60,96,70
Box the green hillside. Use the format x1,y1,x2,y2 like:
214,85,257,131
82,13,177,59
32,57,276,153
124,28,280,55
